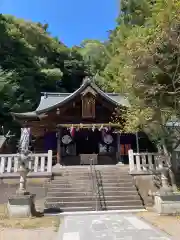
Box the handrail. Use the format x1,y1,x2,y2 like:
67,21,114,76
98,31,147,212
89,157,98,211
95,169,107,211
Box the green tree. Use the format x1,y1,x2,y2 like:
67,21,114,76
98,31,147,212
101,0,180,189
0,14,89,132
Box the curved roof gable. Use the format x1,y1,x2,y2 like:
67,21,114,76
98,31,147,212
11,77,129,118
36,78,129,114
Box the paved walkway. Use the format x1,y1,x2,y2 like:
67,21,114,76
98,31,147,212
57,213,172,240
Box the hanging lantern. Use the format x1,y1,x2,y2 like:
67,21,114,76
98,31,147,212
56,108,60,115
101,128,106,139
92,124,96,132
99,124,103,131
104,127,109,132
70,125,75,137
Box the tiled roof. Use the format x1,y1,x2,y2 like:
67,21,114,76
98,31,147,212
0,135,6,148
12,77,129,118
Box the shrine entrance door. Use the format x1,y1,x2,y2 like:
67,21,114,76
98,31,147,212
75,129,100,155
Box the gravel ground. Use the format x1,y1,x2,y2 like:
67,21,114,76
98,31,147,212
0,181,57,240
136,210,180,240
0,228,57,240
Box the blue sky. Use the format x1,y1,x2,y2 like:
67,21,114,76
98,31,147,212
0,0,118,47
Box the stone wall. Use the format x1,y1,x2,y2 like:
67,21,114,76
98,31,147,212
132,173,160,206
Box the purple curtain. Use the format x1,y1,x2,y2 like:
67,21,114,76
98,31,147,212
44,132,57,152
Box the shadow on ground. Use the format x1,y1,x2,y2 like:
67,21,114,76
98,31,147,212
44,208,62,214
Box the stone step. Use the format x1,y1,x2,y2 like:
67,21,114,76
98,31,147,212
44,199,142,208
47,191,93,197
47,187,92,192
51,178,133,184
58,166,128,171
96,169,129,173
59,165,124,169
102,179,133,184
52,179,92,183
49,184,92,189
44,205,94,212
51,174,134,182
47,190,138,197
100,175,131,178
62,170,129,173
105,205,145,211
54,172,131,177
50,181,134,186
102,186,137,191
98,173,131,177
46,195,141,202
56,170,91,174
44,204,144,212
102,182,135,187
96,168,129,171
45,201,93,208
47,186,137,192
55,172,91,175
46,196,93,202
49,182,135,188
56,173,130,178
105,200,142,207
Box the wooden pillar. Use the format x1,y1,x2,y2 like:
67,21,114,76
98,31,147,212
57,127,62,164
135,132,140,153
116,132,123,164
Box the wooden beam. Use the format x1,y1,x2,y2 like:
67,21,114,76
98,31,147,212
56,128,62,164
57,123,121,128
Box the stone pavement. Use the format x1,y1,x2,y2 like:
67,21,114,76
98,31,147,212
57,213,172,240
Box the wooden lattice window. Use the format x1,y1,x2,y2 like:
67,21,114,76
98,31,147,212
82,94,95,118
120,144,131,155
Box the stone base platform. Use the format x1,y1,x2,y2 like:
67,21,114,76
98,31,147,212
154,194,180,215
7,193,36,218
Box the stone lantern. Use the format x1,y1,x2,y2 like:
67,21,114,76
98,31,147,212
153,154,180,215
7,128,36,218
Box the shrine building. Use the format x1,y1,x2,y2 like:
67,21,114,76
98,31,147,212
12,77,155,165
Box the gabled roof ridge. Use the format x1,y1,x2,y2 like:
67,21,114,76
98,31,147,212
36,80,90,113
12,77,129,118
35,79,129,113
106,92,122,95
41,91,124,98
41,92,71,95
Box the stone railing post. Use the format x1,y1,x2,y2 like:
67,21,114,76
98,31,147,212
0,156,6,173
47,150,53,172
40,156,45,172
7,156,12,173
13,155,19,172
128,149,135,173
34,156,39,172
142,155,147,171
147,154,153,170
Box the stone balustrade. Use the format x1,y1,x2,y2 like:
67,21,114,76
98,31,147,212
0,150,52,177
128,149,168,174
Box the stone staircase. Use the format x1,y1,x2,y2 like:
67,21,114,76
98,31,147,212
45,165,144,212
